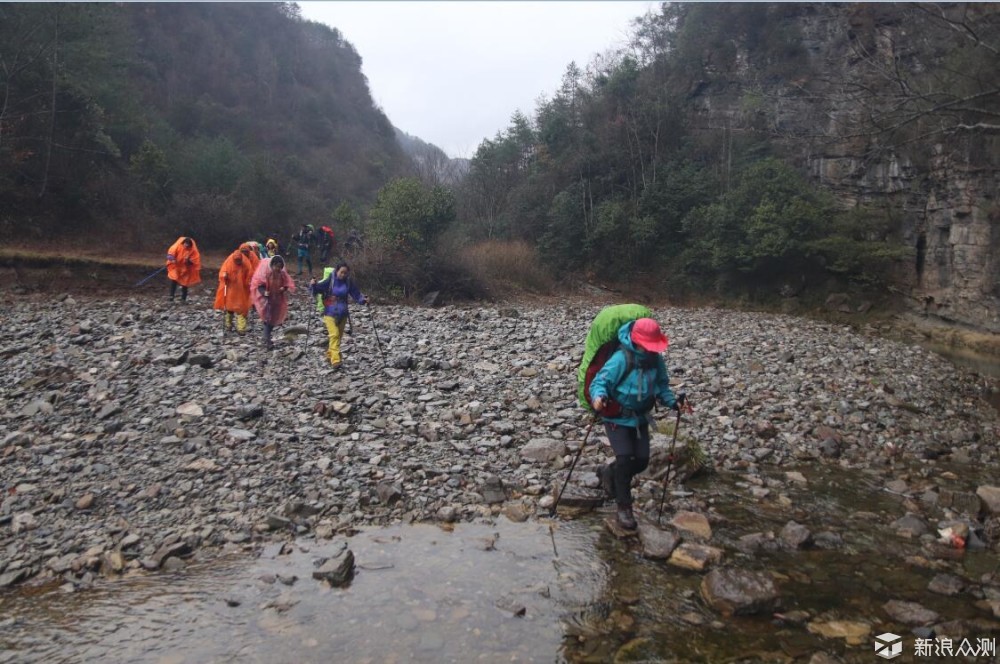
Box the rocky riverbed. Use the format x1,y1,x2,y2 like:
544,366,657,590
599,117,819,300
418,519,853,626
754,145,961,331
2,289,1000,657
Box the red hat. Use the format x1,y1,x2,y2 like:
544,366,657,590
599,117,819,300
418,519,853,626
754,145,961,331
631,318,668,352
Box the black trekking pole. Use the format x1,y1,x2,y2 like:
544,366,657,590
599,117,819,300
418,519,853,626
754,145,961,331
365,304,387,368
134,266,166,287
550,417,596,517
657,408,683,525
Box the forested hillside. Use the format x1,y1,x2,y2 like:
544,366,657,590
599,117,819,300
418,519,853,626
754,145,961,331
0,2,411,249
448,3,1000,328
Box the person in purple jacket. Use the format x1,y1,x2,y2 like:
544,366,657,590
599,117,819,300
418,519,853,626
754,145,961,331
310,261,367,369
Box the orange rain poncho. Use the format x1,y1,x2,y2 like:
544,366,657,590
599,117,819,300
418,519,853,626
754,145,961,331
251,256,296,325
166,237,202,287
213,246,256,315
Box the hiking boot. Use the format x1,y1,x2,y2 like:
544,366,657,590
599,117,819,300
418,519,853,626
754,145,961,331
616,505,637,530
596,464,616,501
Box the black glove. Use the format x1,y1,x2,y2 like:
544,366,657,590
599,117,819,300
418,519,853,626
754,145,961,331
672,392,687,410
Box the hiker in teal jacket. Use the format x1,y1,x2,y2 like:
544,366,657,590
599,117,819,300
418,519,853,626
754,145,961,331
590,318,683,530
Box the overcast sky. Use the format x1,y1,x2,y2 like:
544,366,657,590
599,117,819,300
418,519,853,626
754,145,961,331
299,1,656,159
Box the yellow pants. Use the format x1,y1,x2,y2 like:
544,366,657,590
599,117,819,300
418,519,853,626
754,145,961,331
225,312,248,333
323,315,345,365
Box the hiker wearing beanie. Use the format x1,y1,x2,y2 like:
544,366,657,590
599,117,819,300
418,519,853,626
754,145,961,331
310,261,367,369
213,244,256,334
589,317,684,530
165,236,201,303
251,255,295,350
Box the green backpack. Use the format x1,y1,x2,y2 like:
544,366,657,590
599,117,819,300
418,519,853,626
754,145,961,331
577,303,653,413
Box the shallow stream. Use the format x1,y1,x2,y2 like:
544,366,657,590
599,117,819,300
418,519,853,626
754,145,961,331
3,465,997,663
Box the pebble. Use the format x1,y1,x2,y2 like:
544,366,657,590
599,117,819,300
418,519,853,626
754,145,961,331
0,297,996,590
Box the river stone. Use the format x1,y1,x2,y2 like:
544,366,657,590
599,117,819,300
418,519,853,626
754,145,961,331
668,543,723,571
780,521,813,549
976,485,1000,514
175,402,204,417
519,438,566,463
503,503,530,523
883,599,940,625
75,493,95,510
376,481,402,505
480,476,506,505
938,489,981,516
700,568,780,616
638,524,681,559
670,511,712,539
806,620,871,646
892,513,929,538
928,573,965,596
312,547,355,587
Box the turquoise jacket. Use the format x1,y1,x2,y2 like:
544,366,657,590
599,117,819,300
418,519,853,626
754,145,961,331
589,320,677,427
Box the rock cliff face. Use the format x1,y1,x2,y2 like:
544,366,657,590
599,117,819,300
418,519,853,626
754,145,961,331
690,3,1000,332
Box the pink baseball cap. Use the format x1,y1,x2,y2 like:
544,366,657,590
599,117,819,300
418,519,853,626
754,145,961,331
631,318,668,352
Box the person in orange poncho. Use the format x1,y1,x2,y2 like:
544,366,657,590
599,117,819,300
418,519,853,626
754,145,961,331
166,236,202,303
250,255,295,350
213,244,257,334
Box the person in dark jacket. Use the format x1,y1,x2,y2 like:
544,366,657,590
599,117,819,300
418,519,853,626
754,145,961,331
589,318,685,530
291,224,315,276
309,261,367,368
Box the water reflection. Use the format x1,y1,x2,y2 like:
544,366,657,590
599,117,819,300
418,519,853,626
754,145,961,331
1,520,606,664
2,464,997,663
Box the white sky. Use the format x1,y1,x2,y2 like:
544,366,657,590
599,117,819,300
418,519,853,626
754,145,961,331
299,1,656,158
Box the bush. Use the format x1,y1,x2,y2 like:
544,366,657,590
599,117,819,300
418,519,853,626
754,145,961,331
455,240,554,295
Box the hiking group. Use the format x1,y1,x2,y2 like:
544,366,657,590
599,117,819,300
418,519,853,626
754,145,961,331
162,229,370,370
159,242,690,529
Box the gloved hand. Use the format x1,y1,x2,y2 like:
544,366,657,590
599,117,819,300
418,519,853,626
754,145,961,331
671,392,687,411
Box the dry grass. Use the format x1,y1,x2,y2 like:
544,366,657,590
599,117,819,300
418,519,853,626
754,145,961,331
455,240,554,295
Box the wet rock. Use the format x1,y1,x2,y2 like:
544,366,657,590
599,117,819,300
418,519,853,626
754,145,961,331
736,532,779,554
637,524,681,559
806,620,871,646
670,511,712,539
700,568,780,616
977,485,1000,515
883,599,940,625
892,514,929,538
503,503,530,523
0,568,30,588
312,542,354,587
436,506,458,523
938,489,982,516
928,574,965,596
494,597,526,617
780,521,812,549
668,543,723,571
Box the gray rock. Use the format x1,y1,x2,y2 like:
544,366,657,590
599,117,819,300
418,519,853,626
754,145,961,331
312,547,355,587
882,599,940,625
700,568,781,616
638,524,681,560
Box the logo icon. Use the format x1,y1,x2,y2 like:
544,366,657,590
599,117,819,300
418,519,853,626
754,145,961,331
875,632,903,659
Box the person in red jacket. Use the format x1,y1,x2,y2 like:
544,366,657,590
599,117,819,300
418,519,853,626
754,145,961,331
166,236,201,303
